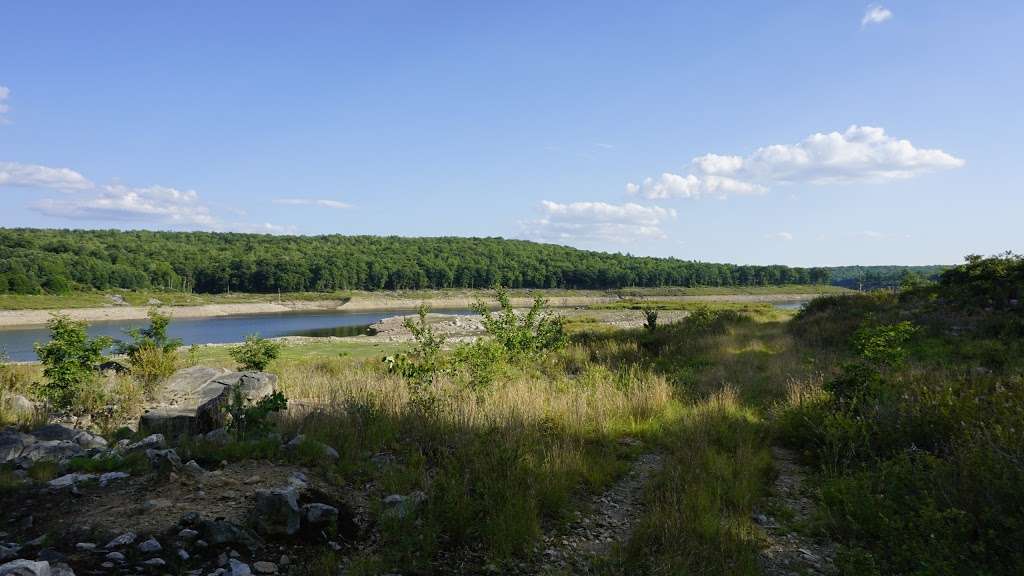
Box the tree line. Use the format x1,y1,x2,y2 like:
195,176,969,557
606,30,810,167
0,228,839,294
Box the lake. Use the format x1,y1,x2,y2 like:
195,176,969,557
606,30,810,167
0,308,473,362
0,300,810,362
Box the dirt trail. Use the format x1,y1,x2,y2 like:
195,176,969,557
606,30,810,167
538,451,663,573
757,447,836,576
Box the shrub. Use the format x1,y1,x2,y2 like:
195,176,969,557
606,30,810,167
471,286,566,359
852,321,917,367
224,385,288,441
33,314,111,413
117,308,181,389
384,305,448,396
451,338,506,391
642,305,658,332
229,333,281,371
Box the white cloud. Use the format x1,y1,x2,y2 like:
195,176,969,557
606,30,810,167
522,200,677,244
862,4,893,26
765,232,794,241
31,184,218,227
0,86,9,122
0,161,93,191
628,125,964,200
273,198,352,209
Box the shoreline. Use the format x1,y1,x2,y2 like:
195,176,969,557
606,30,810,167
0,292,822,328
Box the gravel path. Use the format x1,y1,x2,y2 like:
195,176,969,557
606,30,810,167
757,447,836,576
537,452,663,574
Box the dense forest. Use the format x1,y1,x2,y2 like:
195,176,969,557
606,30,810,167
827,264,950,290
0,228,936,295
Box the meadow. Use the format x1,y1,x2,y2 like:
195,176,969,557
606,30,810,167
1,255,1021,575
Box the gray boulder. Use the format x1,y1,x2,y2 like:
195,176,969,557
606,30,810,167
104,532,136,549
47,473,96,490
139,368,276,437
198,520,260,549
145,448,182,473
302,503,338,529
0,429,35,463
251,488,301,536
0,559,51,576
123,434,165,453
3,396,35,418
19,441,82,464
31,425,106,450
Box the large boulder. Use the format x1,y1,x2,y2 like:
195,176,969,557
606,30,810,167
139,368,276,437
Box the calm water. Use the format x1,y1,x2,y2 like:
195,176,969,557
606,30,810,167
0,301,809,362
0,308,472,362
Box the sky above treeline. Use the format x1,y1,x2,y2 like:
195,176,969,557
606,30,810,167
1,1,1020,266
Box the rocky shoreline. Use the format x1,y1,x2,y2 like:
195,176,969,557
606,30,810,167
0,292,820,328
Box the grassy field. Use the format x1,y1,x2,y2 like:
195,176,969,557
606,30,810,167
0,285,850,311
3,256,1019,574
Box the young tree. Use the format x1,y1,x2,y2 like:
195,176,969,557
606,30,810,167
229,334,281,371
34,315,111,413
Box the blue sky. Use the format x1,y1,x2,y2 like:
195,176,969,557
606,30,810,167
1,1,1020,266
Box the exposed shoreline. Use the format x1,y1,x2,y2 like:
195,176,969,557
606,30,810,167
0,292,822,328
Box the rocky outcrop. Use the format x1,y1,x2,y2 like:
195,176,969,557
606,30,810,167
1,425,107,466
138,368,277,437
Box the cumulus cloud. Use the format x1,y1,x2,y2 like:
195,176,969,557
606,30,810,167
627,125,964,200
765,232,794,241
862,4,893,26
31,184,218,227
0,86,9,122
522,200,677,244
0,161,93,191
273,198,352,209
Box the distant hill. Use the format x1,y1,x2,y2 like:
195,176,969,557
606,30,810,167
0,228,834,294
0,228,943,294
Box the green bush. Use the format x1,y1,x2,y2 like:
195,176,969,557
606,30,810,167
33,315,111,413
383,305,448,392
471,286,566,358
117,308,181,389
228,333,281,371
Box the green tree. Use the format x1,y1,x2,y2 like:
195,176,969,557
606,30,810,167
34,315,112,413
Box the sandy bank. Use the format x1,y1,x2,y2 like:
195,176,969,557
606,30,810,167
0,292,821,328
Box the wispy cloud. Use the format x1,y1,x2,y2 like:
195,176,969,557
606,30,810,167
627,125,963,200
764,232,794,241
522,200,677,244
31,184,218,227
862,4,893,27
10,160,293,232
273,198,352,209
